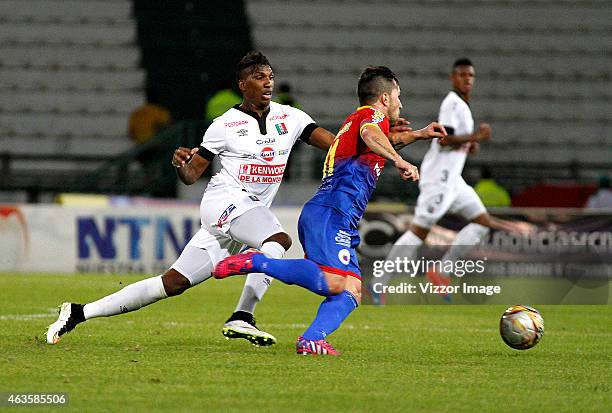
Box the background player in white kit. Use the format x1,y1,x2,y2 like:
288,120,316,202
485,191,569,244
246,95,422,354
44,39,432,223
45,51,340,345
385,58,525,298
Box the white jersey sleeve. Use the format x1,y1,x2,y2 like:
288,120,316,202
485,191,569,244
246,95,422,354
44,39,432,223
287,106,316,145
200,120,226,155
438,97,460,132
419,92,473,187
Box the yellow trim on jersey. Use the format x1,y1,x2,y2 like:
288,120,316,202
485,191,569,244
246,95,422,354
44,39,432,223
323,138,340,178
359,122,382,135
356,105,372,111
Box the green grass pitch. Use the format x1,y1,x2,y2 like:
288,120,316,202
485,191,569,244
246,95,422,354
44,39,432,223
1,273,610,412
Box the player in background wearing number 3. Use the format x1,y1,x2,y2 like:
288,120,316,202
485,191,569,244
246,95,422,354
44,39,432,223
214,66,447,355
381,58,532,303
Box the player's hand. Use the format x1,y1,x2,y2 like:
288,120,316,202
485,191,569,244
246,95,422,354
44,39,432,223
390,117,412,133
395,158,419,181
172,147,199,168
468,141,480,154
475,123,492,141
421,122,447,141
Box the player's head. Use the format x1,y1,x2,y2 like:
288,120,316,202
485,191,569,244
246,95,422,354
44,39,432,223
236,51,274,109
358,66,402,123
451,58,475,98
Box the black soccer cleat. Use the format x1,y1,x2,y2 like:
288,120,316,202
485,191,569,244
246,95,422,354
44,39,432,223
222,311,276,346
46,303,85,344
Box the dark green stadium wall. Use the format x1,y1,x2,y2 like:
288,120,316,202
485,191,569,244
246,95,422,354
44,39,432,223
133,0,253,120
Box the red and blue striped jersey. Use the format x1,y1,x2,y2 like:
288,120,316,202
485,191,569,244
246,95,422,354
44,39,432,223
309,106,390,227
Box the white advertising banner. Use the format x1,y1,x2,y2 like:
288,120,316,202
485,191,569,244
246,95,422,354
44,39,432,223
0,204,303,274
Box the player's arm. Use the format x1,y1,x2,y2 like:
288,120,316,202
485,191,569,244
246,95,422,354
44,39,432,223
390,120,448,150
172,147,211,185
305,126,335,150
360,124,419,181
439,123,491,147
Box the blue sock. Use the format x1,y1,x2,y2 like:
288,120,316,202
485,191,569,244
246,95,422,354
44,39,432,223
252,256,330,296
302,290,358,341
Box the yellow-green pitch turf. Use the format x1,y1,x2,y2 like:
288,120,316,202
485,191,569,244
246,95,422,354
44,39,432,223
0,274,610,412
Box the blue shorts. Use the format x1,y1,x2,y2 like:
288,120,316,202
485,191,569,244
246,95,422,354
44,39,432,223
298,202,362,280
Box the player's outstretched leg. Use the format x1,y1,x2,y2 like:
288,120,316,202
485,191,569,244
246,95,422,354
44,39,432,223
46,245,213,344
214,251,338,296
46,273,170,345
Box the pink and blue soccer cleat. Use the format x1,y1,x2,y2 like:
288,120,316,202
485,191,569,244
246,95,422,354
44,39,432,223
213,248,263,279
296,336,340,356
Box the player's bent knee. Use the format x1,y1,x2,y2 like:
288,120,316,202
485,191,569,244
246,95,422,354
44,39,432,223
324,273,347,295
161,269,192,297
345,278,362,304
264,232,292,251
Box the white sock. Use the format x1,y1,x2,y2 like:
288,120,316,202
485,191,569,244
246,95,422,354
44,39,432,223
234,241,285,314
83,275,168,319
442,223,489,262
380,231,424,285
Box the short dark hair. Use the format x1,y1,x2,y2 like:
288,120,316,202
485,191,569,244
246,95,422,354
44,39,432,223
357,66,399,105
236,51,272,80
453,58,473,69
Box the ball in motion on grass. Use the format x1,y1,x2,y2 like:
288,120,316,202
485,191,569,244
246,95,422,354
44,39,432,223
499,305,544,350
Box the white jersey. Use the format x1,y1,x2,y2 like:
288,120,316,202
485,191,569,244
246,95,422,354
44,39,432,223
419,91,474,187
198,101,315,233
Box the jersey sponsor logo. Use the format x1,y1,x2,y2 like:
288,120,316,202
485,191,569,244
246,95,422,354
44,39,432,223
224,120,249,127
256,137,276,145
338,249,351,265
239,163,286,184
217,204,237,228
275,123,288,135
371,109,385,124
237,128,248,137
270,114,289,120
335,229,351,248
260,147,275,161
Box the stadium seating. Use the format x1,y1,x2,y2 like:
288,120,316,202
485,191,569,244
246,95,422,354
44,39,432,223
246,0,611,168
0,0,143,159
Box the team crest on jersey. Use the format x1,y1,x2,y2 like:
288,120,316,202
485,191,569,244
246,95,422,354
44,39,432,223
371,109,385,124
260,147,275,161
336,121,352,138
275,123,288,135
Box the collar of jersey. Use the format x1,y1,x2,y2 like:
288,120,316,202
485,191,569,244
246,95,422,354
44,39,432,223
451,90,470,107
232,104,270,135
356,105,373,111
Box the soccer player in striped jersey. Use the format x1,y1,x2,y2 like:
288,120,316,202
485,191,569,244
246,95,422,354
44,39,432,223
214,66,446,355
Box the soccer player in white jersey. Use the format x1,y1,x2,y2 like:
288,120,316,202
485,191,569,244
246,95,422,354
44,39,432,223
45,51,341,345
384,58,526,300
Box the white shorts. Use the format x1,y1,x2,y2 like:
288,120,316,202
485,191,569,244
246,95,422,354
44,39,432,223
171,205,285,284
413,178,486,229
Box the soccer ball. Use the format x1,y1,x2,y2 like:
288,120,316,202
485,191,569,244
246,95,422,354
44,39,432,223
499,305,544,350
